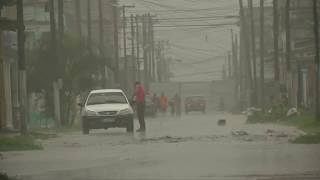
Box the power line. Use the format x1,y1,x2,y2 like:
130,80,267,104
155,15,239,20
173,70,221,77
154,23,236,28
170,43,218,53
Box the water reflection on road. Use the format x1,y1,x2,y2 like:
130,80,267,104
1,112,320,180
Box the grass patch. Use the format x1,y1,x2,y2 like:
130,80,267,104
0,136,43,152
248,110,320,144
282,114,320,134
291,133,320,144
282,114,320,144
0,173,19,180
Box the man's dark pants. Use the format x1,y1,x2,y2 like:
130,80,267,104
136,102,146,130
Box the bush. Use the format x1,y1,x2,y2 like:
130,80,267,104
247,103,290,123
0,173,19,180
0,136,43,152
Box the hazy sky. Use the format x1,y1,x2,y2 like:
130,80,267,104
118,0,275,82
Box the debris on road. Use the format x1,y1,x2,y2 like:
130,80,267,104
217,119,226,126
231,130,249,136
266,129,275,134
141,136,194,144
287,107,300,117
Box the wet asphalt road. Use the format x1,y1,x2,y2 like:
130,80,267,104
1,112,320,180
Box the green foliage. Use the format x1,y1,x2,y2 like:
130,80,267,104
27,33,102,93
0,0,16,10
283,114,320,134
0,136,43,152
281,114,320,144
27,33,104,120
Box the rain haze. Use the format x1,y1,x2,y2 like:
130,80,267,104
0,0,320,180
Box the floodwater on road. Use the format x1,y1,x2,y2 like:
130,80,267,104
1,112,320,180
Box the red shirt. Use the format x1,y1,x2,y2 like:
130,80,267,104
135,85,145,103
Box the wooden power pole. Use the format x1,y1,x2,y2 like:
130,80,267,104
231,30,239,103
313,0,320,120
239,0,253,106
98,0,107,88
273,0,280,81
150,16,156,82
17,0,27,134
260,0,265,110
285,0,291,71
122,6,128,92
136,15,141,81
58,0,64,37
75,0,82,39
87,0,92,51
142,15,149,91
113,5,120,83
249,0,258,106
121,5,134,92
130,14,136,84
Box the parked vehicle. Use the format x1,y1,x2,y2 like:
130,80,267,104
184,95,206,114
145,95,157,117
80,89,134,134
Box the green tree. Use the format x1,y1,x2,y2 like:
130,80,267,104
27,33,103,125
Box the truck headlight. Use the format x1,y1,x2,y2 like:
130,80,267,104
118,108,133,115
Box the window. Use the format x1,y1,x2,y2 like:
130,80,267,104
86,92,127,105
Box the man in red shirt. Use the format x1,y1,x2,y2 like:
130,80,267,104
134,81,146,132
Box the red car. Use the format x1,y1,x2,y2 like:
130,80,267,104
184,95,206,114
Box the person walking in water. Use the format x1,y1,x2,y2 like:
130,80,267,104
169,96,176,116
160,92,168,115
174,93,181,117
134,81,146,132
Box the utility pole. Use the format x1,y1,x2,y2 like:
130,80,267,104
150,16,156,82
285,0,291,71
249,0,258,106
228,51,232,77
98,0,104,54
231,29,239,103
75,0,81,39
58,0,64,37
260,0,265,110
50,0,61,127
87,0,92,51
235,34,239,87
135,15,141,81
122,6,128,91
121,5,134,92
98,0,107,88
113,5,120,83
57,0,65,125
0,29,5,130
273,0,280,81
142,15,149,91
147,14,152,81
130,14,136,84
313,0,320,121
239,0,253,107
50,0,57,58
17,0,27,134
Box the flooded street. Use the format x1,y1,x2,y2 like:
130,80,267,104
1,112,320,180
1,0,320,179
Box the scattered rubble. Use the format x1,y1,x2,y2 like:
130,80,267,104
217,119,226,126
231,131,249,136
